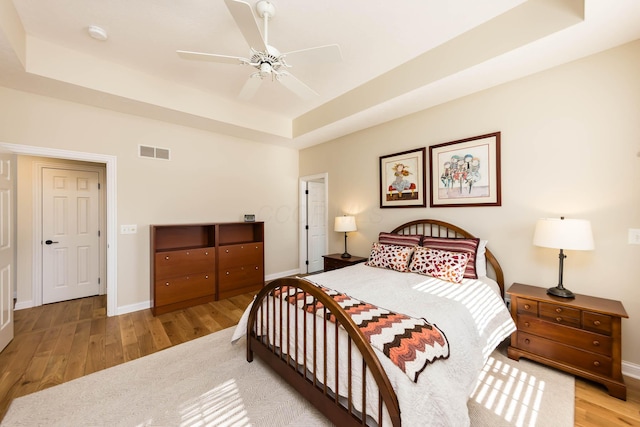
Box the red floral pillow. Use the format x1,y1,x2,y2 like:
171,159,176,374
366,242,415,272
408,247,470,283
421,237,479,279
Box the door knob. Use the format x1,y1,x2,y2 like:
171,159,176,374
45,240,59,245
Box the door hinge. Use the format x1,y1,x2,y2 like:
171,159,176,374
98,183,101,190
305,189,309,194
305,225,309,230
305,260,309,265
98,230,101,237
98,277,101,285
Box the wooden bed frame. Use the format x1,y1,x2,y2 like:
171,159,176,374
246,219,504,426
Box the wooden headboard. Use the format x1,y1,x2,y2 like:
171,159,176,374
390,219,505,297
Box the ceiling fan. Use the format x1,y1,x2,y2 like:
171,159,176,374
177,0,342,100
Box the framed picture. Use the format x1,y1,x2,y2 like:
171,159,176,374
429,132,501,207
379,148,426,208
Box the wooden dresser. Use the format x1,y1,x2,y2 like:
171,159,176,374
507,283,628,400
151,222,264,315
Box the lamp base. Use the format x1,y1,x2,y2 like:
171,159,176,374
547,286,575,298
341,252,352,259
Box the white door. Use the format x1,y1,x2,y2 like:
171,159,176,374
307,181,326,273
42,168,100,304
0,151,15,353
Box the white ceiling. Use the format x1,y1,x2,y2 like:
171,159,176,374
0,0,639,149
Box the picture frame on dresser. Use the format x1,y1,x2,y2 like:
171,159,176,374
429,132,501,207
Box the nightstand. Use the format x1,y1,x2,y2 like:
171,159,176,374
507,283,628,400
322,253,367,271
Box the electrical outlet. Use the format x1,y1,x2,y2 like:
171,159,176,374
628,229,640,245
121,224,137,234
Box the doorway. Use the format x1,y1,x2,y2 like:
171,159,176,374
0,142,118,316
299,173,328,274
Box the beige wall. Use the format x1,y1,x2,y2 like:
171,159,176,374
300,40,640,367
0,87,300,310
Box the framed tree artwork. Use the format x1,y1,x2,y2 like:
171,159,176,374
379,148,426,208
429,132,501,207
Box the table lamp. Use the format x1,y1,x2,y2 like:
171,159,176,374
533,217,594,298
334,216,357,258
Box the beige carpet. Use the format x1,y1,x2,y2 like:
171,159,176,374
1,327,573,427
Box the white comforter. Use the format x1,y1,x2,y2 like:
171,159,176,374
233,263,516,427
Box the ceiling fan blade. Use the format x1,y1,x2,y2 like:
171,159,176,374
239,76,263,100
177,50,245,65
278,72,319,100
224,0,268,52
283,44,342,64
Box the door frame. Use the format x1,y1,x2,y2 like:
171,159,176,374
0,142,118,316
36,162,106,306
298,173,328,273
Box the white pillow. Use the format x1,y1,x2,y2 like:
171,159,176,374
476,240,488,277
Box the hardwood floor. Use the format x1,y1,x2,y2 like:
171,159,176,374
1,294,639,426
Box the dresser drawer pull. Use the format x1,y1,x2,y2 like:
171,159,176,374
205,275,209,279
523,304,530,310
205,251,208,255
593,320,601,326
555,317,562,322
524,338,530,344
555,307,562,313
593,361,601,367
593,340,600,347
226,249,230,253
165,282,169,286
524,322,530,327
255,266,259,270
226,271,230,275
165,256,170,260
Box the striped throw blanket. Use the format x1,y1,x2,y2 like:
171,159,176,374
273,283,450,382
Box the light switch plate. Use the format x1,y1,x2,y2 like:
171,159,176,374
628,229,640,245
121,224,137,234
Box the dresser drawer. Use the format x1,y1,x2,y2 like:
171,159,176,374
218,264,263,290
516,332,613,377
583,311,612,335
516,298,538,316
155,273,215,306
155,247,215,279
218,243,263,269
517,316,612,356
539,302,580,327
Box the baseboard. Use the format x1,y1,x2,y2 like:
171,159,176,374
14,300,34,310
116,300,151,316
623,360,640,380
265,269,300,281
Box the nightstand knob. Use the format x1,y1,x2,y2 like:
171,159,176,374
593,320,601,326
555,307,562,313
555,317,562,322
593,361,601,367
593,340,600,347
524,322,530,327
165,282,169,286
523,304,530,310
524,338,530,345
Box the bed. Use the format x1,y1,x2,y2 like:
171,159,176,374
232,219,516,426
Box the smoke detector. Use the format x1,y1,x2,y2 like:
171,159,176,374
87,25,108,41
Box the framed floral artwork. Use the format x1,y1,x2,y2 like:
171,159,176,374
379,148,426,208
429,132,501,207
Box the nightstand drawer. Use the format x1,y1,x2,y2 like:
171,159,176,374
517,316,612,356
516,298,538,316
583,311,612,335
516,332,613,377
539,302,580,327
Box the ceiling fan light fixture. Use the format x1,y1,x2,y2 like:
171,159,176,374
259,62,272,76
87,25,108,41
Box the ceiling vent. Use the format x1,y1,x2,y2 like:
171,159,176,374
139,145,170,160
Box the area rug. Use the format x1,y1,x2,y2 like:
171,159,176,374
1,327,573,426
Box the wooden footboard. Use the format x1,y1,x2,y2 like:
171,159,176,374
246,277,401,427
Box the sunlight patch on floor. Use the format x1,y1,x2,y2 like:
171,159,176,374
470,355,545,427
179,379,250,427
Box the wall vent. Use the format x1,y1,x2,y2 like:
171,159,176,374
139,145,171,160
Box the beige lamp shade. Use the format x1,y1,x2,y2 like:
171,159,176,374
533,218,594,251
334,216,357,232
